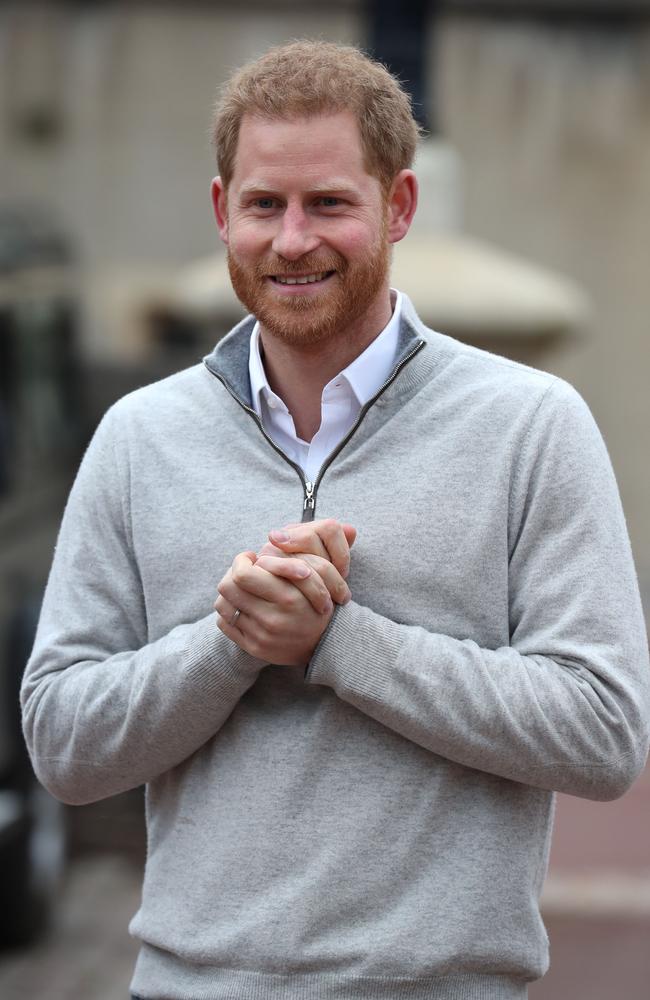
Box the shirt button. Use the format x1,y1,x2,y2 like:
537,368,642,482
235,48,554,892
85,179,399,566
267,397,277,409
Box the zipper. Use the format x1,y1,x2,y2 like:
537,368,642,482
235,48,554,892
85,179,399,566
205,337,425,522
298,338,425,521
205,371,310,499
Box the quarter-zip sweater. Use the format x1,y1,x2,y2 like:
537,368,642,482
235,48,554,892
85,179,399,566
248,289,403,482
22,296,650,1000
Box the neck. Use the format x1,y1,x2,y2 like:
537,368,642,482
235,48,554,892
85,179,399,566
259,291,393,442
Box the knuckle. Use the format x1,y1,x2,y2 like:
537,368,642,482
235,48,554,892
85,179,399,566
313,580,330,604
320,563,338,584
263,614,282,637
280,589,300,611
231,565,248,587
307,573,325,593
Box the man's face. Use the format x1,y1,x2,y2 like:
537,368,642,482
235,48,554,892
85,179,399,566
213,111,393,347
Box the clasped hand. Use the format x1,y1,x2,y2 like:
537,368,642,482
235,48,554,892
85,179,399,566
214,519,357,666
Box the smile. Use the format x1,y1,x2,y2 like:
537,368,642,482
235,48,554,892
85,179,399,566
271,271,334,285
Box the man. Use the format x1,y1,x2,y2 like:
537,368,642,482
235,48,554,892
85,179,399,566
22,40,649,1000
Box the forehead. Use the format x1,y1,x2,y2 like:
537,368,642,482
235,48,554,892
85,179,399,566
231,111,374,190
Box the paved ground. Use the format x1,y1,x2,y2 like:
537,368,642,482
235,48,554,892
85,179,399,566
1,773,648,999
2,851,649,1000
0,855,141,1000
532,913,650,1000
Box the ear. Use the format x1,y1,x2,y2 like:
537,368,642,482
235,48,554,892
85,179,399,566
211,177,229,244
386,169,418,245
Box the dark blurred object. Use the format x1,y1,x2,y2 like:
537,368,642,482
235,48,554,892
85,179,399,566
67,787,146,865
0,206,85,948
4,3,67,147
445,0,650,17
367,0,436,132
0,207,72,275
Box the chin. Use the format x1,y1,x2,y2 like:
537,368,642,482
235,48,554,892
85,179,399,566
227,242,391,347
251,296,346,346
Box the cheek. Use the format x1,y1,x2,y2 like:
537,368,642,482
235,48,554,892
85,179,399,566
327,226,374,259
328,212,386,256
229,219,272,257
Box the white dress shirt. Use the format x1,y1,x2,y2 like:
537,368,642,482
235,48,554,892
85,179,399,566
249,291,403,483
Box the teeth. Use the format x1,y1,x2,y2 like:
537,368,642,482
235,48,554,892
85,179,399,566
275,272,327,285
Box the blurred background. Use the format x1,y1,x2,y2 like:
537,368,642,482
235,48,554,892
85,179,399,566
0,1,648,998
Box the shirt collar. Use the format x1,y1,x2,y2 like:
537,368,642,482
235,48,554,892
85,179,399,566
338,290,402,406
249,289,403,415
249,320,283,414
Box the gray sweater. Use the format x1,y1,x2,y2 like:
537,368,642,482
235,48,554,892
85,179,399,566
22,297,650,1000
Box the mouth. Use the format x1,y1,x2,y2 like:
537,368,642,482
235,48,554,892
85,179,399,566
270,270,335,286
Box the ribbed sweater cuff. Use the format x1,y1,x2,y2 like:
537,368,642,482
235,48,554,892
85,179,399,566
182,612,266,700
305,601,404,702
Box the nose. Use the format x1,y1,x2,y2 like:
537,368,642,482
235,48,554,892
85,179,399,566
271,204,320,260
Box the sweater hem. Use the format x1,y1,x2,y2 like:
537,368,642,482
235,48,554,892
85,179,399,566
131,947,529,999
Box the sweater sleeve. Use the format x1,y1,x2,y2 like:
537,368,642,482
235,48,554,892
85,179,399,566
306,380,650,800
20,405,265,806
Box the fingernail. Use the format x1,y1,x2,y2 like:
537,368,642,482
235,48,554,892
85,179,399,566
295,564,310,578
270,529,290,542
321,599,333,614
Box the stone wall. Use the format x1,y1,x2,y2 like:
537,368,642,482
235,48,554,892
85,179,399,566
1,2,648,598
435,11,650,612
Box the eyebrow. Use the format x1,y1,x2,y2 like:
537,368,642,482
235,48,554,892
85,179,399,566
238,182,360,198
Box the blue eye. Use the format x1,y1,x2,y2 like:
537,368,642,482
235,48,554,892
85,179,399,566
320,197,339,207
256,198,275,209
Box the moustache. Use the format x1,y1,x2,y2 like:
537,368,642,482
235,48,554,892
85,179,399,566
255,252,347,278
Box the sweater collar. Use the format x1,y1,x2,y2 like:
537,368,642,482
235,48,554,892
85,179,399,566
203,292,435,411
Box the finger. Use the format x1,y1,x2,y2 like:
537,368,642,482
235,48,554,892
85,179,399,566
268,519,354,578
252,555,311,583
214,593,246,639
254,555,332,615
216,551,259,600
214,592,240,623
299,554,351,605
254,544,348,608
282,521,357,549
215,553,258,612
230,551,267,595
215,580,264,619
340,522,357,548
217,612,255,652
268,526,329,562
222,557,306,607
257,541,287,559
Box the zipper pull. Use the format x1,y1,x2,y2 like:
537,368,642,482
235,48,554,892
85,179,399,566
303,481,315,511
302,480,316,520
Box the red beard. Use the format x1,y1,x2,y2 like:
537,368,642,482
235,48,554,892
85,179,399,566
227,231,390,348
